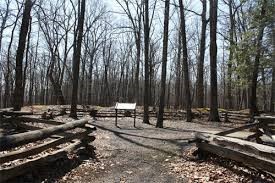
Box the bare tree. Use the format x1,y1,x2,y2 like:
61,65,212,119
143,0,150,124
208,0,220,121
179,0,192,122
226,0,234,109
0,0,11,54
196,0,207,108
156,0,170,128
70,0,86,117
4,1,23,108
115,0,143,104
270,22,275,112
174,27,181,109
13,0,34,111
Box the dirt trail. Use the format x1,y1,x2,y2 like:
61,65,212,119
62,118,228,183
6,116,271,183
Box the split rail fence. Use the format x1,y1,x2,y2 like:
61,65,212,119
0,111,96,182
194,116,275,176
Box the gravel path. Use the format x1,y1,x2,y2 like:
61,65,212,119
63,117,229,183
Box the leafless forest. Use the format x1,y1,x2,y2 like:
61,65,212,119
0,0,274,121
0,0,275,182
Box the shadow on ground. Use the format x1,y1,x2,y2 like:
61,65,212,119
92,122,191,157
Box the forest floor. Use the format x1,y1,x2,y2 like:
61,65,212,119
3,107,274,183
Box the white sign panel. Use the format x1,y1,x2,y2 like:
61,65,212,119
115,103,136,110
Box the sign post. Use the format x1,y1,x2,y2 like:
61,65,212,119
114,103,137,127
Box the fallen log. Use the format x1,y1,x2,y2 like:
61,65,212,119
0,119,89,151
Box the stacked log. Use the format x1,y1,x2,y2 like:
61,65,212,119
0,118,96,182
195,132,275,175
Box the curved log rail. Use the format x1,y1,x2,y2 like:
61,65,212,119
0,119,90,151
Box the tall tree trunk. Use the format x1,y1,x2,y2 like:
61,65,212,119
87,51,95,105
222,42,226,109
204,80,208,107
208,0,220,121
149,47,154,106
29,29,39,105
261,67,267,112
13,0,33,111
270,23,275,112
271,68,275,112
179,0,192,122
196,0,207,108
0,74,2,108
59,31,69,87
167,72,172,109
175,28,181,109
22,17,32,106
79,57,86,105
227,0,234,110
47,51,66,105
249,0,267,117
135,34,141,104
70,0,86,117
156,0,170,128
143,0,150,124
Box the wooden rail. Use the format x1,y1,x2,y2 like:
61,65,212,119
195,116,275,175
89,110,251,122
0,119,90,151
0,118,96,182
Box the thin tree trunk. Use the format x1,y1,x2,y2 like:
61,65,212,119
29,29,39,105
48,52,66,105
4,11,20,108
0,73,2,108
261,67,267,112
227,0,234,110
196,0,207,108
87,51,95,105
175,28,181,109
156,0,170,128
0,0,10,54
80,44,88,105
23,17,32,106
135,35,141,104
167,72,172,109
